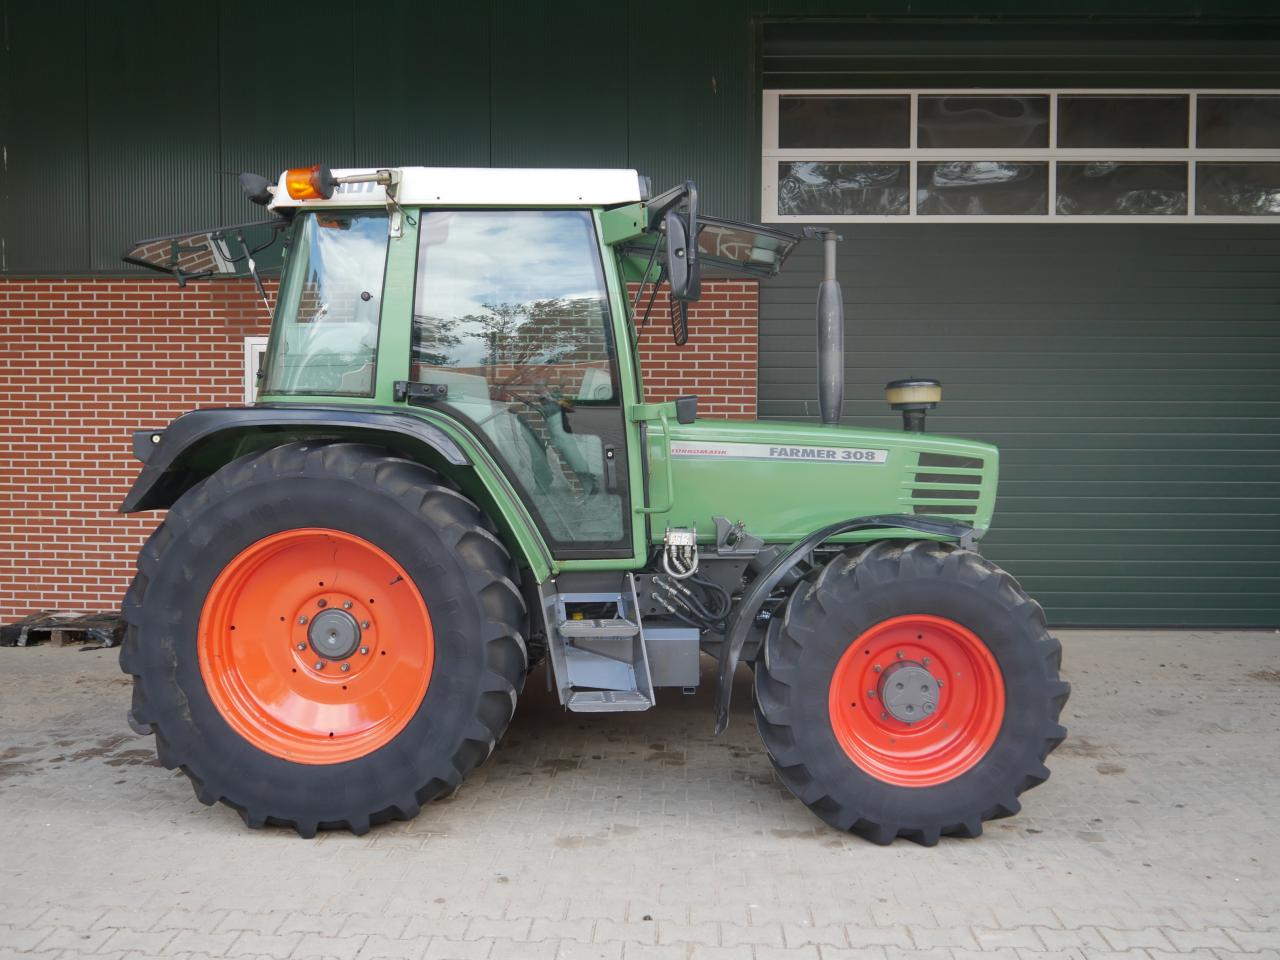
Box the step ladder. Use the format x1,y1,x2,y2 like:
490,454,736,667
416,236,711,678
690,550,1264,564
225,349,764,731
542,574,655,713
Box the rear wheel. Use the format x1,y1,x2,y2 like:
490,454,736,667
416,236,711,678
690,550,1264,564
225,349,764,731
754,540,1068,845
120,442,527,836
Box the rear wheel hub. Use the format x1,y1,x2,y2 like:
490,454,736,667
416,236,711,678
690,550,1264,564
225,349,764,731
308,608,361,660
879,661,939,723
197,528,434,764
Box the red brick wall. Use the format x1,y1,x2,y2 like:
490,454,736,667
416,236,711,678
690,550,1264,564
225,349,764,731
0,279,272,622
0,277,758,621
634,280,758,419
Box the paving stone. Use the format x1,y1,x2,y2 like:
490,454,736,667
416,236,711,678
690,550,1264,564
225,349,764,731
973,926,1045,951
292,933,368,959
490,937,557,960
1099,927,1175,952
843,926,913,949
912,926,979,950
783,924,848,949
656,920,718,945
530,919,595,943
357,934,429,960
1164,929,1239,951
722,922,785,948
0,927,52,952
591,921,655,945
557,941,623,960
99,930,177,954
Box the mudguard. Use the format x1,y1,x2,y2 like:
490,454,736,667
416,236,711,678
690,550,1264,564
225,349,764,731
712,514,976,733
121,405,468,513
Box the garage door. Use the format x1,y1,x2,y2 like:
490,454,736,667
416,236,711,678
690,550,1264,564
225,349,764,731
758,224,1280,626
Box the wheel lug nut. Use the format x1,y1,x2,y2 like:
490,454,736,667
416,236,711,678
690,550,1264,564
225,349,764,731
921,656,930,666
361,621,370,629
317,599,327,608
297,615,308,625
872,664,882,673
866,690,876,699
896,650,904,659
359,646,369,655
296,643,306,651
343,600,353,609
313,661,325,670
881,712,890,721
340,662,351,672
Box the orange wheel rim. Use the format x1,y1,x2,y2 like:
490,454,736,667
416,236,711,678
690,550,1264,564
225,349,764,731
828,615,1004,787
198,528,433,764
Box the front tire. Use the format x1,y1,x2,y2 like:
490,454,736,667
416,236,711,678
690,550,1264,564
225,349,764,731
754,540,1068,845
120,442,527,836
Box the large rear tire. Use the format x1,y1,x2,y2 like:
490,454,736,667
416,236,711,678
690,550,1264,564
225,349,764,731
120,442,527,836
753,540,1068,845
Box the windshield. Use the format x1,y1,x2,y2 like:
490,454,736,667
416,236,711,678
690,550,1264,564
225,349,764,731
261,211,390,397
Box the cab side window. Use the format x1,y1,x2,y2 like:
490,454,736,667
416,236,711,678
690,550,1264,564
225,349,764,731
411,210,630,552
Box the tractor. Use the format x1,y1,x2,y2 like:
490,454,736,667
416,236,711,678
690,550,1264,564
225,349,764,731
118,164,1068,844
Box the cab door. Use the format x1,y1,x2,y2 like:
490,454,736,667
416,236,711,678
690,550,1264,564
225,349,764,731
409,209,633,559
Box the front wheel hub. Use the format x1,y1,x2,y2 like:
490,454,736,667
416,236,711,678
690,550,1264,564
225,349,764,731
828,614,1005,787
308,608,361,660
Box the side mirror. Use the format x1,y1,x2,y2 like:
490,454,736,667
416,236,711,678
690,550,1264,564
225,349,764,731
239,172,274,206
664,209,701,302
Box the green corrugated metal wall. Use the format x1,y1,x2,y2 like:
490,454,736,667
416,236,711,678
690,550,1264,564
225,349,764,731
0,0,757,274
754,13,1280,626
8,2,1275,274
758,225,1280,626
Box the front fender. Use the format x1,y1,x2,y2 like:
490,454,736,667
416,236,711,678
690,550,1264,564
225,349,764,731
121,405,468,513
713,514,976,734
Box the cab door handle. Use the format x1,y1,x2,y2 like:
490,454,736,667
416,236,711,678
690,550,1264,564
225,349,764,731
604,446,618,491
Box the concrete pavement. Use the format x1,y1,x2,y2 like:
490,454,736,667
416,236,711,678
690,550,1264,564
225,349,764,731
0,629,1276,959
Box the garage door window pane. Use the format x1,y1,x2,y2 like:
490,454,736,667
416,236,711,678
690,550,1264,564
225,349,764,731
1197,96,1280,149
1057,162,1187,216
917,162,1047,215
918,95,1049,148
1058,95,1189,148
778,162,909,215
1195,163,1280,216
778,96,910,148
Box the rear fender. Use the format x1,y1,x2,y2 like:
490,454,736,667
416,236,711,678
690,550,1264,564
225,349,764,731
121,405,553,579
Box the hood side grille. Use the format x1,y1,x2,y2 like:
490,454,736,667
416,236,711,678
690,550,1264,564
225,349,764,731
909,453,986,519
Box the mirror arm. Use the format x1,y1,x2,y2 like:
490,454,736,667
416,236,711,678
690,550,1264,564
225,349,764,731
639,264,668,328
645,179,697,232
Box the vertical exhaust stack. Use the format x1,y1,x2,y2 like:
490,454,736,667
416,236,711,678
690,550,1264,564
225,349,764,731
807,228,845,425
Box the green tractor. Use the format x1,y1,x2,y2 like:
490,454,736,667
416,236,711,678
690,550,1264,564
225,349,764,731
119,164,1068,844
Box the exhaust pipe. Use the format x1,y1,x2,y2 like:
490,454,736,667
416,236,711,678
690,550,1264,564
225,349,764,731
807,228,845,425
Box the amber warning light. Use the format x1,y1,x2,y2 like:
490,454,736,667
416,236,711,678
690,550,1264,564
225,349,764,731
285,165,336,201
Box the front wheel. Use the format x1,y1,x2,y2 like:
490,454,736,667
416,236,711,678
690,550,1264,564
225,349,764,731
120,442,527,836
753,540,1069,845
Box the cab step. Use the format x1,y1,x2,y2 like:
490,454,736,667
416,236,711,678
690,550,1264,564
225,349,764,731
565,690,653,712
557,617,641,640
541,574,655,713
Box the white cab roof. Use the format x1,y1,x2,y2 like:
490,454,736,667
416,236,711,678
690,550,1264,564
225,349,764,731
269,166,644,211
